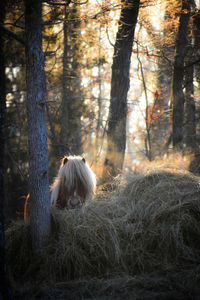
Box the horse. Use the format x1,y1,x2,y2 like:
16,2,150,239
24,155,96,220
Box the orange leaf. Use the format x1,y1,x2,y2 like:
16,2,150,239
182,9,189,14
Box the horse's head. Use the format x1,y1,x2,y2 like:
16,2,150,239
50,155,96,209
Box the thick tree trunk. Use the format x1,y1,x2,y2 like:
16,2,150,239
25,0,51,251
171,0,191,149
103,0,140,179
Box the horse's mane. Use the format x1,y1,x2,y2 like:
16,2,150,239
50,156,96,206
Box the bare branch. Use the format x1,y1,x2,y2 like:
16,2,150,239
0,23,25,45
71,0,88,4
44,0,71,6
106,25,114,48
4,22,24,30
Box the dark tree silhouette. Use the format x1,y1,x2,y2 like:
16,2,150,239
103,0,140,179
171,0,191,149
0,0,12,297
59,3,71,157
60,3,83,156
25,0,51,251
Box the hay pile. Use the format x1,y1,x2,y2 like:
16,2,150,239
6,168,200,299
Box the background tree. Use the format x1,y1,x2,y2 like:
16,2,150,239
103,0,140,179
188,5,200,174
171,0,191,149
184,8,196,152
59,2,71,157
2,0,27,220
0,0,12,297
44,2,86,161
138,0,180,158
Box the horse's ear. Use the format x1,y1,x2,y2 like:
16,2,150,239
82,157,86,163
63,157,68,165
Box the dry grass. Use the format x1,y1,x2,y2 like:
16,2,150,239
6,167,200,299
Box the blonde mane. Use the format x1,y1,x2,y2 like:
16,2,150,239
50,156,96,207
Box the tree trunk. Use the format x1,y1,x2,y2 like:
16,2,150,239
94,25,103,171
59,4,70,157
0,1,12,297
185,63,196,149
25,0,51,251
185,33,196,151
188,6,200,175
194,8,200,85
103,0,140,179
151,0,179,156
171,0,191,149
68,4,83,155
0,20,7,300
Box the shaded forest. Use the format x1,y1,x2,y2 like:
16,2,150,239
1,0,200,298
1,0,200,217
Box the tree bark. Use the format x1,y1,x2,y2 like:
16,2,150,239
103,0,140,179
25,0,51,251
69,4,83,155
0,1,12,298
59,4,70,157
188,6,200,174
0,20,7,300
193,9,200,85
171,0,191,149
59,3,84,157
148,1,179,157
185,40,196,151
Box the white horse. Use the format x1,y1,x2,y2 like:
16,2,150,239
50,156,96,209
24,156,96,220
